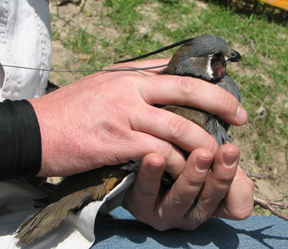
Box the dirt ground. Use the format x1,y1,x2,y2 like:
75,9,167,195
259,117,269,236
48,0,288,216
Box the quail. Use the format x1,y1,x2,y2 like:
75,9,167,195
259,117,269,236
16,35,287,245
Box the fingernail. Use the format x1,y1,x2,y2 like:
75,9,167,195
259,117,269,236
237,104,247,124
196,158,212,171
223,153,239,167
148,163,163,172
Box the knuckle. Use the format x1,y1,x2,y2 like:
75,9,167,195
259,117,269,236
199,191,223,210
214,164,238,183
156,141,174,159
170,195,191,212
136,187,159,198
215,170,235,183
196,132,218,154
183,175,204,189
168,117,189,141
178,77,198,98
200,196,217,210
205,135,219,153
104,122,131,140
211,177,233,196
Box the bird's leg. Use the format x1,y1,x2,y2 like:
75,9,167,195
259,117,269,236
246,172,268,181
254,196,288,221
244,172,288,220
245,172,268,189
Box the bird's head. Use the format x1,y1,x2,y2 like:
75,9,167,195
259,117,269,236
166,35,241,81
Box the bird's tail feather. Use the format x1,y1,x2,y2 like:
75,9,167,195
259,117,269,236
16,181,108,245
16,166,129,245
204,118,230,146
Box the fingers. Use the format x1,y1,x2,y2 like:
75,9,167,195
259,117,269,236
159,144,240,230
124,149,214,231
156,148,213,230
214,166,254,220
124,144,251,232
106,59,247,127
159,144,240,231
130,105,218,157
35,57,246,178
122,153,166,222
184,144,240,226
139,74,247,126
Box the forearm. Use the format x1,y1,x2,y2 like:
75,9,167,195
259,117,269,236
0,100,41,180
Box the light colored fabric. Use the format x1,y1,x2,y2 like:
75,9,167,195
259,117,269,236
1,174,135,249
0,0,51,101
0,2,54,247
0,1,137,248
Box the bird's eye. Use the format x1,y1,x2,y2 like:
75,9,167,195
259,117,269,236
213,53,224,60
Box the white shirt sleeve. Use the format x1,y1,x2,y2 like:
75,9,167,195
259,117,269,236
0,0,51,101
0,2,136,248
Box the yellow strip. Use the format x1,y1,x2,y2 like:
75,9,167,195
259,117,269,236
259,0,288,10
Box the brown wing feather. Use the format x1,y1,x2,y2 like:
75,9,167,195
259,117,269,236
16,166,129,245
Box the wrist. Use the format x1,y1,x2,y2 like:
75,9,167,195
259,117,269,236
29,96,55,177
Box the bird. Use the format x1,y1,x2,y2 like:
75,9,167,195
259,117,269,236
15,35,287,245
117,35,242,146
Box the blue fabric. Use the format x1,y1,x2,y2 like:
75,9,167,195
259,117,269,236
91,207,288,248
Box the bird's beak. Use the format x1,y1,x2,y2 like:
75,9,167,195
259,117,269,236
228,49,242,62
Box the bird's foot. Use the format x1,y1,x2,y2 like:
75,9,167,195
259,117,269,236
246,171,288,220
246,172,269,180
254,196,288,221
245,172,269,189
246,172,269,189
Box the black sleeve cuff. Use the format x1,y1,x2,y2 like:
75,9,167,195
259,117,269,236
0,99,42,181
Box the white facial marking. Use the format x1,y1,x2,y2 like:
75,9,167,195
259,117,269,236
206,55,213,79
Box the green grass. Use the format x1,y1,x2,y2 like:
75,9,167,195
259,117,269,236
50,0,288,201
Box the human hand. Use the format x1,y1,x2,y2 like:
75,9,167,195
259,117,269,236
123,144,254,230
29,59,247,177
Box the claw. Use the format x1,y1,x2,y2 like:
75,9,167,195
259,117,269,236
246,172,288,221
246,172,269,180
254,196,288,221
246,172,269,189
